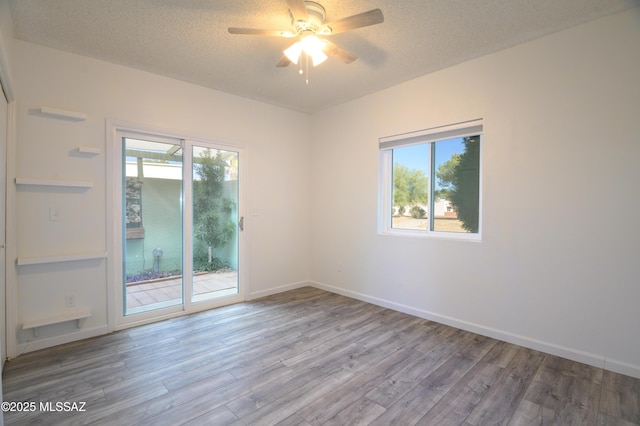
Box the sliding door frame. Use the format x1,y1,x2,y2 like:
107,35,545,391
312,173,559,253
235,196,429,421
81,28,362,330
106,120,246,331
2,88,17,362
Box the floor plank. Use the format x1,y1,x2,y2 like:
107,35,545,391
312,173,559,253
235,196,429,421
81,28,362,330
600,370,640,424
464,347,546,425
2,287,639,425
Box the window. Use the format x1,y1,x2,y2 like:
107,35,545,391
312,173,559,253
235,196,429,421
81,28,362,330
379,120,482,240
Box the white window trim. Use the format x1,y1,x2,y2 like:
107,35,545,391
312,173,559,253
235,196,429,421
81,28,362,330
378,119,483,242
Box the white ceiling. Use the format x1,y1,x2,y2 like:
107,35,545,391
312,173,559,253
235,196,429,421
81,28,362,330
7,0,639,113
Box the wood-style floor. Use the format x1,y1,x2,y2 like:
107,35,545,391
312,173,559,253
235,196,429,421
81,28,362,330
2,287,639,425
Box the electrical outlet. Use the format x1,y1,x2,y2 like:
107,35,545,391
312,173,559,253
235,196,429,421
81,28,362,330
65,295,76,308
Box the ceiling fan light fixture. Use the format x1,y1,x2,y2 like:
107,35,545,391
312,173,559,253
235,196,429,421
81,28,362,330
301,35,323,54
284,35,327,67
284,41,303,64
311,50,327,66
301,35,327,66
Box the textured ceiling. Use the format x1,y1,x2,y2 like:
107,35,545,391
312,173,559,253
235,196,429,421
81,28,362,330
7,0,639,113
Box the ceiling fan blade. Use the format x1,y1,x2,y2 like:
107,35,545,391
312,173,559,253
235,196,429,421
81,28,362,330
323,40,357,64
324,9,384,35
287,0,309,22
228,27,295,37
276,55,292,67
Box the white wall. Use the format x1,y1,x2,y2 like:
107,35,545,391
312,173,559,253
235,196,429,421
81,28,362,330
8,39,311,354
309,8,640,378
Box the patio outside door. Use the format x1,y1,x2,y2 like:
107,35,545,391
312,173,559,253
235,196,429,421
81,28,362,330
115,129,243,325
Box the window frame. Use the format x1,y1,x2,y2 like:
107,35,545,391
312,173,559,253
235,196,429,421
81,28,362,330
378,119,483,241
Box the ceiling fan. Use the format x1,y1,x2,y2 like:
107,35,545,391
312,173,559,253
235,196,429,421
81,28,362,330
228,0,384,71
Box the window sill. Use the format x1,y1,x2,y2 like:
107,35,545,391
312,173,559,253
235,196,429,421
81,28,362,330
379,228,481,242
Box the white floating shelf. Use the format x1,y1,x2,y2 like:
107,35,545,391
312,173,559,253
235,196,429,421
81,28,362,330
77,146,101,155
39,106,87,121
17,251,108,266
22,309,91,336
16,178,94,188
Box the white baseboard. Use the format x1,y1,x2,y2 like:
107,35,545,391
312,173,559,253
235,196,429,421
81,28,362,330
310,281,640,379
247,280,310,300
15,325,109,356
604,357,640,379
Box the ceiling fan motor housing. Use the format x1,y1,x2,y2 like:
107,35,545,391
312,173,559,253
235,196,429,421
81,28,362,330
294,1,327,33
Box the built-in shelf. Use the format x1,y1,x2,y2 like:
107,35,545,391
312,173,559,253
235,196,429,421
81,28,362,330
76,146,101,155
22,309,91,336
17,251,108,266
15,178,94,188
39,106,87,121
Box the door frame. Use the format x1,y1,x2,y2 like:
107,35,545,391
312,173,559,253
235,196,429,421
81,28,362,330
106,120,246,331
2,101,16,363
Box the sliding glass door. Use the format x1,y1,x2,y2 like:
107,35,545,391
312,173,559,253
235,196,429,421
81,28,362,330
114,128,243,325
123,137,185,314
190,145,240,303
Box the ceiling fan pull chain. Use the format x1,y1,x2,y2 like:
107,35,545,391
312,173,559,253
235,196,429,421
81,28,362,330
305,52,310,85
